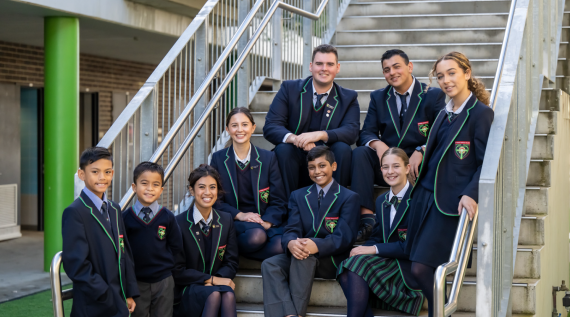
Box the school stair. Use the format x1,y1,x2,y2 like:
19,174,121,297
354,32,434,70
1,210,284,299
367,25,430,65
51,0,570,315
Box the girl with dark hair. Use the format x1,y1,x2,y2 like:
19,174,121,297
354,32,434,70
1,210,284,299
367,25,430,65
210,107,288,261
172,164,239,317
337,147,423,316
406,51,494,316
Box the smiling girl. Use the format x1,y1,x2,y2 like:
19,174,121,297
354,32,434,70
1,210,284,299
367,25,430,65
172,165,239,317
337,147,423,316
210,107,288,261
404,52,494,316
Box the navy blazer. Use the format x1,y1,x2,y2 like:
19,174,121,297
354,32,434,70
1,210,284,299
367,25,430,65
281,180,360,266
172,205,239,303
263,76,360,146
211,144,287,226
62,191,139,317
363,188,420,290
414,94,494,215
359,80,446,157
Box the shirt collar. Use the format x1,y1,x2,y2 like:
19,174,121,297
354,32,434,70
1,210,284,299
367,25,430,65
193,205,213,225
134,200,160,216
233,143,252,165
394,76,416,97
445,92,473,115
315,180,334,197
82,187,108,212
312,81,333,98
388,181,410,202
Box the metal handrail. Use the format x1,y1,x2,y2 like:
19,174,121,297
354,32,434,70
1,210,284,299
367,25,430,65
118,0,330,208
50,251,73,317
434,209,478,316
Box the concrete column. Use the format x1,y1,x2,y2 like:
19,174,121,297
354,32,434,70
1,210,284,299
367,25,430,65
44,17,79,271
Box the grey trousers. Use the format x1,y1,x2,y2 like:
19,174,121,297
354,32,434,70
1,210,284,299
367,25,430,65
132,275,175,317
261,254,337,317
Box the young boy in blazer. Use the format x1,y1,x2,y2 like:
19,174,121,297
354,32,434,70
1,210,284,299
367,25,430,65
352,49,446,242
263,44,360,197
261,146,360,317
62,147,138,317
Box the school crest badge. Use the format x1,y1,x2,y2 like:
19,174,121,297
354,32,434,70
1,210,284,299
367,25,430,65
119,234,125,253
325,217,339,233
455,141,470,160
158,226,166,240
218,245,227,261
397,229,407,242
418,121,430,137
259,187,270,203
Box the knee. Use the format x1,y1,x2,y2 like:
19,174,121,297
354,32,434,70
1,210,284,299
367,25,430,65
208,291,221,302
352,145,371,159
244,228,268,249
274,143,296,157
222,291,235,301
330,142,352,160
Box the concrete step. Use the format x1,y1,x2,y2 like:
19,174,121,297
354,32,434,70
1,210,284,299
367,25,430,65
472,216,545,245
336,28,505,45
467,245,542,279
539,89,561,111
334,75,495,91
527,160,551,187
234,270,538,314
536,111,557,134
531,135,554,160
524,187,548,216
337,43,502,61
343,0,511,16
337,13,509,30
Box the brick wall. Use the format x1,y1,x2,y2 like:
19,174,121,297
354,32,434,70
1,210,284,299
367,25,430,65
0,40,156,137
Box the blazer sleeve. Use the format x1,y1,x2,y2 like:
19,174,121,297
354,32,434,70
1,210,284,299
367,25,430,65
172,245,212,285
281,193,303,254
263,82,293,145
326,92,360,145
460,107,494,202
211,157,241,219
260,153,288,227
62,207,111,302
373,241,409,260
312,192,360,257
118,214,140,298
214,218,239,279
358,91,381,146
166,213,183,259
362,211,384,246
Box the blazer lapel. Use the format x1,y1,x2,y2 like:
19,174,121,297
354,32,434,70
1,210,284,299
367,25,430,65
385,86,401,137
315,181,341,235
250,146,262,214
209,210,223,275
108,203,120,253
398,81,425,145
79,191,117,252
186,207,207,273
380,192,391,243
388,187,412,239
296,78,313,135
304,184,320,232
223,146,239,209
320,84,339,131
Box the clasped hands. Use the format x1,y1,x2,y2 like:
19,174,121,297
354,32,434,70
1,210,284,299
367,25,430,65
204,276,236,290
286,131,329,151
287,238,319,260
235,212,272,230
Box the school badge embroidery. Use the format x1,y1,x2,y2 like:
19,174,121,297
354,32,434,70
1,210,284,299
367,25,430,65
119,234,125,253
218,245,227,261
158,226,166,240
397,229,407,242
325,217,339,233
455,141,470,160
418,121,430,137
259,187,270,203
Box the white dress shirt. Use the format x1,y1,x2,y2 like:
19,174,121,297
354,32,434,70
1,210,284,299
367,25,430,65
445,92,472,115
233,143,251,165
193,205,213,229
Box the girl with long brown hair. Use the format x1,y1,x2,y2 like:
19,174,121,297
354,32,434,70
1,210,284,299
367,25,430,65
405,52,494,316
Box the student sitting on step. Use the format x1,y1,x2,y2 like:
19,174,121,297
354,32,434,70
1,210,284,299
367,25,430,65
263,44,360,198
172,164,239,317
352,49,446,243
122,162,183,317
261,146,360,317
211,107,288,261
62,147,138,317
337,147,423,317
405,52,494,317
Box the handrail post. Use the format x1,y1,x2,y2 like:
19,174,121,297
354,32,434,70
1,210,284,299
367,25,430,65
326,0,338,43
237,0,251,107
50,251,64,317
271,6,283,86
302,0,313,77
193,21,209,169
139,88,157,162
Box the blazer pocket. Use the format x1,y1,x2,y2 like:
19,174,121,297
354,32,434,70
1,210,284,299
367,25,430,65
397,229,407,242
218,245,227,261
259,187,270,203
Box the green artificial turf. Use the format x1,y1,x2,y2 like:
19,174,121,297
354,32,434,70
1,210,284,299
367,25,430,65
0,286,72,317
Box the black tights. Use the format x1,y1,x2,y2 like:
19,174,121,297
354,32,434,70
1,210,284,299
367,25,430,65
338,270,374,317
237,229,283,261
411,262,435,317
202,291,236,317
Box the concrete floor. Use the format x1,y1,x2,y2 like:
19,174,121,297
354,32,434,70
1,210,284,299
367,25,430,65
0,231,70,303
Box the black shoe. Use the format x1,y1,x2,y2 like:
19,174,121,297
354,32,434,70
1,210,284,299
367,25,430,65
356,221,374,243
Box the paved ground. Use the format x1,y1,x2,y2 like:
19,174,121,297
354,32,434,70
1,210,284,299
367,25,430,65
0,231,70,303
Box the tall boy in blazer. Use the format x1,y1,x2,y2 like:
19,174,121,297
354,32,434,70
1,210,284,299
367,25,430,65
261,146,359,317
352,49,446,242
62,147,139,317
263,44,360,197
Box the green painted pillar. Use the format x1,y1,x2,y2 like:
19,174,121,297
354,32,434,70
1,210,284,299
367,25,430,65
44,17,79,272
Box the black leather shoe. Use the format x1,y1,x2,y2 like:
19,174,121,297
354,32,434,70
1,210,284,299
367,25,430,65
356,222,374,243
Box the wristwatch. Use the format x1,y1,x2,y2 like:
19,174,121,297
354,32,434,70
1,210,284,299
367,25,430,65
415,146,424,155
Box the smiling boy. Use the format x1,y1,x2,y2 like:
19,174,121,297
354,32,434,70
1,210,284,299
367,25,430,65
261,146,359,317
62,147,139,317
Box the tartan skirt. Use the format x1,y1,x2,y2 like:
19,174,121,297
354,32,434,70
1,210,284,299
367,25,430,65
337,255,424,316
